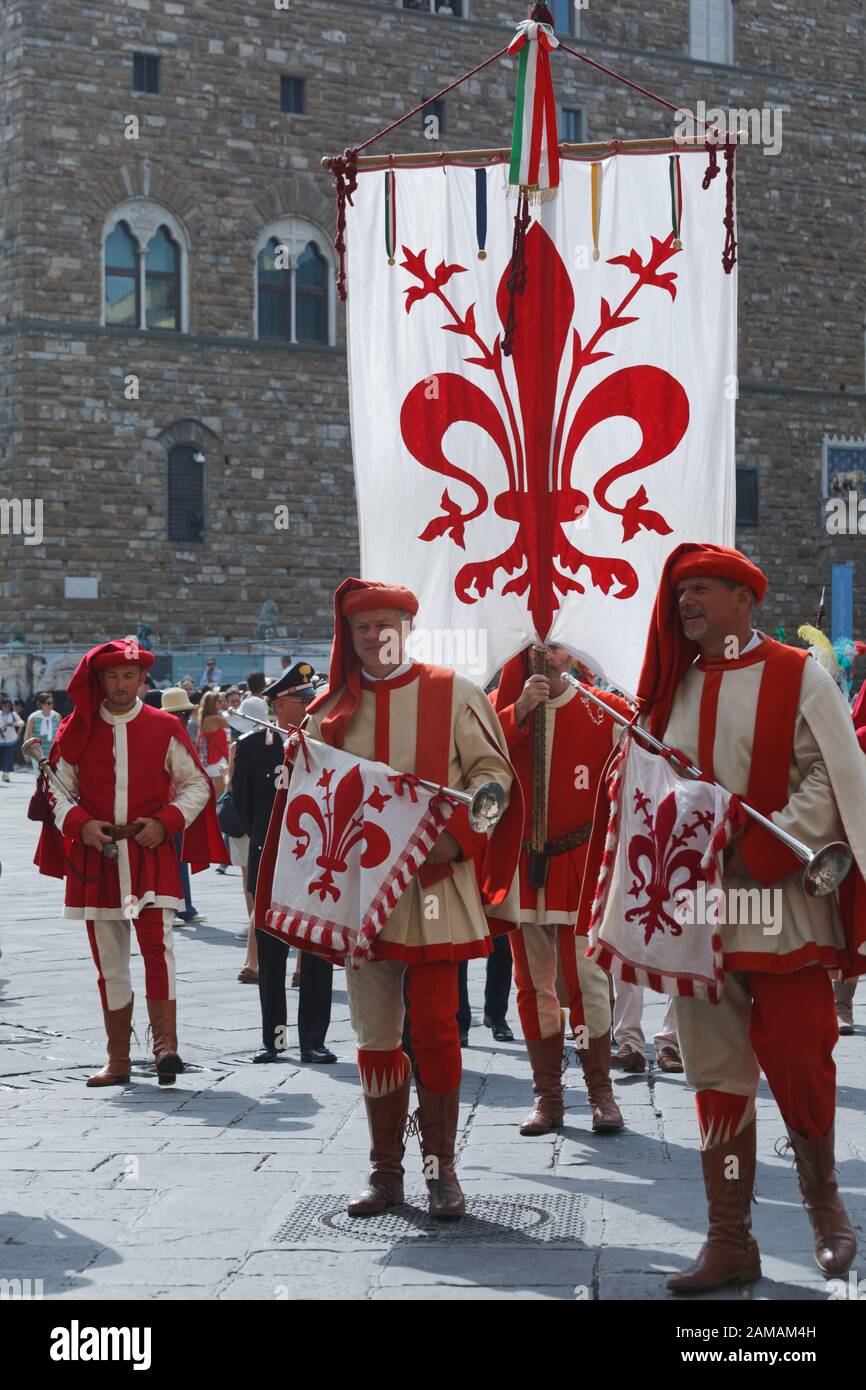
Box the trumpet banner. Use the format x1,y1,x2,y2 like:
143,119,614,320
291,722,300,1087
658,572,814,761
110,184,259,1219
586,734,746,1003
264,736,454,969
345,154,736,691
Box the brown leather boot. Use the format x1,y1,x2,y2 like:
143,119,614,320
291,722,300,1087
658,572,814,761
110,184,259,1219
347,1077,411,1217
785,1123,857,1276
86,997,134,1087
579,1030,624,1133
417,1083,465,1219
667,1120,761,1294
520,1029,565,1135
146,998,184,1085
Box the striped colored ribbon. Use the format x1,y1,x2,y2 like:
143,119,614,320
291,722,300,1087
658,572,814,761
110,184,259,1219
669,153,683,250
591,162,601,261
475,168,488,259
508,19,560,196
385,168,397,265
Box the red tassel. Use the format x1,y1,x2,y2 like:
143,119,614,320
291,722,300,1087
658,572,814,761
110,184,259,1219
501,188,531,357
722,144,737,274
330,147,359,302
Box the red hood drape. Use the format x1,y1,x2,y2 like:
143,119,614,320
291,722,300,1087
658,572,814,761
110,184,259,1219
636,543,768,737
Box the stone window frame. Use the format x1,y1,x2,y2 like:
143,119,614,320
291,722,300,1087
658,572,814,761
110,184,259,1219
132,52,161,95
821,435,866,499
252,216,336,346
551,1,582,36
560,105,586,144
156,420,221,545
689,0,734,67
101,199,190,332
280,74,306,115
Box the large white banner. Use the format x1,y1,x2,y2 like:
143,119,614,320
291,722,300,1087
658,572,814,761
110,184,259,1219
346,154,736,691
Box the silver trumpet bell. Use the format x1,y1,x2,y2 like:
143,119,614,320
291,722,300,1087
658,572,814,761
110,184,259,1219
446,780,506,834
801,841,852,899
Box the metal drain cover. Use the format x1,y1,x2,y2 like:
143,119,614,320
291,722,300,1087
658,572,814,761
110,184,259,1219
272,1192,586,1246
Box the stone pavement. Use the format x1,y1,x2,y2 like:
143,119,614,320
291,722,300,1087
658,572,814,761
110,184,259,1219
1,769,863,1303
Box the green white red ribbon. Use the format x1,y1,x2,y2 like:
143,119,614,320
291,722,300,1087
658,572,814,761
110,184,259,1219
508,19,560,198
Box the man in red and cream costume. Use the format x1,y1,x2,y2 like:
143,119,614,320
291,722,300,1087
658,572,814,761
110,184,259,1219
492,645,629,1136
34,639,226,1086
581,544,866,1292
255,579,522,1219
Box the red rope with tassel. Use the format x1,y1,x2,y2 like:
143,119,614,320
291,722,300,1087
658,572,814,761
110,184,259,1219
330,149,358,303
722,144,738,273
501,187,531,357
329,6,740,298
702,142,719,189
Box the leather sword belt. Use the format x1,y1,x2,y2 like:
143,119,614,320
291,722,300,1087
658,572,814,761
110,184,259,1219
522,821,593,858
101,821,147,842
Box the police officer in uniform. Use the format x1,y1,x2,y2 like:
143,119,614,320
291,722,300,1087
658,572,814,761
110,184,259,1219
232,663,336,1064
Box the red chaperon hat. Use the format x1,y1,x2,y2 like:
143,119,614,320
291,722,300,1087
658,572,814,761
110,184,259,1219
309,578,420,747
53,638,155,767
636,543,768,738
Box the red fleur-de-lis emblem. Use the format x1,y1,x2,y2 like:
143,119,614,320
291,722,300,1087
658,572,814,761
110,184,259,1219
285,766,392,903
399,226,689,640
624,787,714,944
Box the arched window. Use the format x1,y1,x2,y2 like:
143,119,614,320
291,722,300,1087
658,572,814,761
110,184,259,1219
168,445,205,542
253,217,335,345
102,201,189,331
146,226,181,330
104,222,139,327
257,237,292,340
296,242,327,343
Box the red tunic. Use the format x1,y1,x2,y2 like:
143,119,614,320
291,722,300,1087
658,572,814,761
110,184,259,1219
492,682,631,922
44,703,223,918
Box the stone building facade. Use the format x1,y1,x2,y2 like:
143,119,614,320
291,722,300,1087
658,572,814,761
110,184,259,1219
0,0,864,654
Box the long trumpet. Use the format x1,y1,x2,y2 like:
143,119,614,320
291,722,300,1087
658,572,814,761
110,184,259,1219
571,682,852,898
22,737,120,860
226,712,506,834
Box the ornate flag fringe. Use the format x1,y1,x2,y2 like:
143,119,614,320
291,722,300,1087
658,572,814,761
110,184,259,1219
508,18,560,202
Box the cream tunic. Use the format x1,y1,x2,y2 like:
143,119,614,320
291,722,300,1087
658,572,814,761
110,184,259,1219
663,646,847,967
306,665,518,956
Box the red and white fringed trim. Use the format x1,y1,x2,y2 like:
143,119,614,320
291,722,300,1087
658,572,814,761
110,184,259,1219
358,1047,412,1098
266,798,454,970
590,940,725,1006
